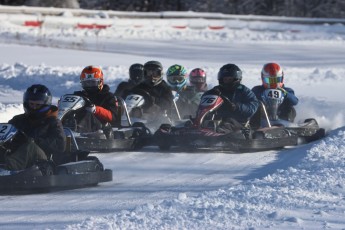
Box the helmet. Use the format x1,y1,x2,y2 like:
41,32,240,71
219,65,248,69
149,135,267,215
129,63,144,85
23,84,52,117
261,63,284,89
166,64,188,91
217,64,242,89
189,68,207,91
144,61,163,86
80,65,104,93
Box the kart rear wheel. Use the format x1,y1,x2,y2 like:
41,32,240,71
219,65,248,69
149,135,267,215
37,161,55,176
86,156,104,172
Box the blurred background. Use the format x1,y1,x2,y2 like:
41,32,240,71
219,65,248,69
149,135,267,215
0,0,344,18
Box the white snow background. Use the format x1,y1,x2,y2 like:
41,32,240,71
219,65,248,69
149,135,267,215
0,8,345,230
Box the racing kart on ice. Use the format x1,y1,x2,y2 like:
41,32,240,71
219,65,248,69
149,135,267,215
154,94,299,152
251,88,325,143
58,94,152,152
0,123,112,194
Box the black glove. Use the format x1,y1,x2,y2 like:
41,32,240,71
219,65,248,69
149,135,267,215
211,87,236,111
221,95,237,111
212,87,222,96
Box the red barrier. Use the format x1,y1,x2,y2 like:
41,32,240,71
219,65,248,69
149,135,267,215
172,25,187,29
24,21,42,27
208,26,225,30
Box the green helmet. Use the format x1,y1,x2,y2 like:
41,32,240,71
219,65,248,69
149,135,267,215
166,64,188,91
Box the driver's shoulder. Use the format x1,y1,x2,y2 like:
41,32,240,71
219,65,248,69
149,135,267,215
73,90,85,97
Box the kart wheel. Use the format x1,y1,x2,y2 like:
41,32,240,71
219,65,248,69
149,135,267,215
38,162,55,176
56,167,68,175
132,128,142,138
303,118,318,127
86,156,104,171
159,124,172,132
252,131,265,140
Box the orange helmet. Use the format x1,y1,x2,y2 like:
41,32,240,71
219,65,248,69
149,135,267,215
80,65,104,93
261,63,284,89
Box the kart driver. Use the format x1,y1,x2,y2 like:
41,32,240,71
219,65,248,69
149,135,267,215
166,65,208,119
202,63,260,133
251,62,299,123
123,60,174,118
114,63,144,99
71,65,121,137
0,84,66,170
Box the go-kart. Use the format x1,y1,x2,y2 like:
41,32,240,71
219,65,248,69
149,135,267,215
123,89,178,132
252,88,325,143
154,94,298,152
0,123,112,194
58,94,152,152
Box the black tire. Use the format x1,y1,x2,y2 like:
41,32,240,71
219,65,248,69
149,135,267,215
37,161,55,176
252,131,265,140
132,128,142,138
304,118,318,126
86,156,104,171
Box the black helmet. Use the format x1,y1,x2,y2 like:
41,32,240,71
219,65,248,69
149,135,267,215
23,84,52,117
217,64,242,89
144,60,163,86
129,63,144,85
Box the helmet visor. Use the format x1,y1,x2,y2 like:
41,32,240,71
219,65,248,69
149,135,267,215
168,75,185,84
81,78,100,88
222,76,237,84
190,76,205,83
146,69,161,78
28,100,45,110
263,76,283,85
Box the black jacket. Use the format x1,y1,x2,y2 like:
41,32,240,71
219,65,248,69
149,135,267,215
9,106,66,158
124,80,174,114
114,80,136,99
74,84,119,126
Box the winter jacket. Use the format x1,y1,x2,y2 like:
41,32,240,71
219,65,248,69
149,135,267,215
124,80,174,114
114,80,136,99
203,84,260,123
74,84,119,126
8,105,66,158
251,85,298,121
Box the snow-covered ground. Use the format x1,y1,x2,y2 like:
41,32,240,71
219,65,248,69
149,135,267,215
0,9,345,230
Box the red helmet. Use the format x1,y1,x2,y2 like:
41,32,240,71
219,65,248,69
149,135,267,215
189,68,207,91
80,66,104,93
261,63,284,89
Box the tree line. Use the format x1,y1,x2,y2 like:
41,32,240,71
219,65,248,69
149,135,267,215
1,0,344,18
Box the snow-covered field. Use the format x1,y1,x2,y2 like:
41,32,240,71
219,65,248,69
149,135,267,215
0,9,345,230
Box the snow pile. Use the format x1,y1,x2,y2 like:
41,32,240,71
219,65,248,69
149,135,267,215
67,128,345,230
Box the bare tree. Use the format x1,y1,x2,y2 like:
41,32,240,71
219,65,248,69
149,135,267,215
25,0,79,8
2,0,344,18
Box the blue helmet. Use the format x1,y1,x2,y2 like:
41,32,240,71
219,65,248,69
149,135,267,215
23,84,52,117
166,64,188,92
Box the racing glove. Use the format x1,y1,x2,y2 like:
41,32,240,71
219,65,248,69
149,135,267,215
84,97,96,113
212,88,236,111
222,96,237,111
